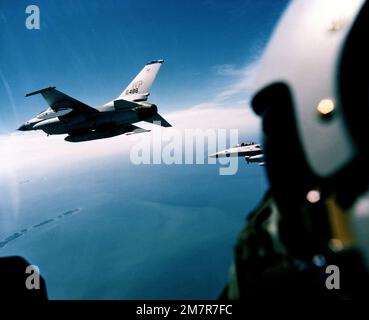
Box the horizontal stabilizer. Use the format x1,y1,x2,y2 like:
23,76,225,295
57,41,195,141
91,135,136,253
114,99,140,110
145,113,171,127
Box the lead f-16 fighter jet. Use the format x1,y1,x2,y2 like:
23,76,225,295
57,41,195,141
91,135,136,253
18,60,171,142
209,142,265,166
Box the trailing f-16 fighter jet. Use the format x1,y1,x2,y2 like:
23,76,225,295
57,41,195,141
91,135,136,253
18,60,171,142
209,142,265,166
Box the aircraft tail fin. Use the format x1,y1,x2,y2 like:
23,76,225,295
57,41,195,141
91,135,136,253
118,60,164,102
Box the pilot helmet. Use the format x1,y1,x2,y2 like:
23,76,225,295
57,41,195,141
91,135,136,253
250,0,369,260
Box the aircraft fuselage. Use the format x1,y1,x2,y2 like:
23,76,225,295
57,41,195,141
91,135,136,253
20,104,157,135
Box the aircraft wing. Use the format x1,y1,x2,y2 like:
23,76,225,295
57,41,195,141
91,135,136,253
25,87,99,115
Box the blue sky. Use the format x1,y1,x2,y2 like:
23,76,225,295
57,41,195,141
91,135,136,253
0,1,290,298
0,0,289,133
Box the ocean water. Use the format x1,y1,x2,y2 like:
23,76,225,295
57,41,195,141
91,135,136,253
0,155,267,299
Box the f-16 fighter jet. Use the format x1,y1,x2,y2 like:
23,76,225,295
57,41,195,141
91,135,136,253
209,142,265,166
18,60,171,142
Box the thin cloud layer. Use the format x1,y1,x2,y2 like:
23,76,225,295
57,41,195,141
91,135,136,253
165,104,259,132
0,59,261,174
214,60,261,102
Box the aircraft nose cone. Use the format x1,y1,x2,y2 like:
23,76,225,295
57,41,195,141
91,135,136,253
18,124,28,131
208,153,219,158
